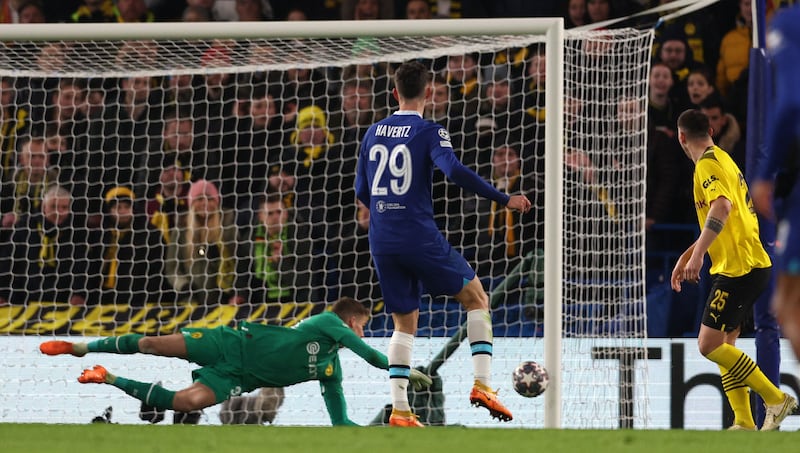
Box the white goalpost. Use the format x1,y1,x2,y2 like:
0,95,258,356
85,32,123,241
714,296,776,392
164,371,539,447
0,19,653,428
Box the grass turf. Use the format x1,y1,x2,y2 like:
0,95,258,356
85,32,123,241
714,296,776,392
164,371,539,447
1,424,798,453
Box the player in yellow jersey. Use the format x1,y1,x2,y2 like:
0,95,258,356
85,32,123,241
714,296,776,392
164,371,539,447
671,109,797,431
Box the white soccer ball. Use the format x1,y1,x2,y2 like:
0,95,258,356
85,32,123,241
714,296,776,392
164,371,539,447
512,360,549,398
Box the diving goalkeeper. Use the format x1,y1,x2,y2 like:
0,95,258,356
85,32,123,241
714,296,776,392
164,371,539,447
40,297,432,426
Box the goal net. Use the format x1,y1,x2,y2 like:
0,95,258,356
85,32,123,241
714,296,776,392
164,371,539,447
0,20,653,428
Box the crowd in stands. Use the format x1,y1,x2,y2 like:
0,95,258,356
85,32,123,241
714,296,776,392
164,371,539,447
0,0,768,336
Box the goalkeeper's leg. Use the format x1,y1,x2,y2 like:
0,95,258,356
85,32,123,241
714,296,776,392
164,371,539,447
456,277,513,422
41,333,189,358
77,365,216,412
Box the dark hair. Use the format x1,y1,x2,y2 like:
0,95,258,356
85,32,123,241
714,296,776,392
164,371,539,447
331,297,370,320
698,92,725,112
677,109,709,140
394,60,430,100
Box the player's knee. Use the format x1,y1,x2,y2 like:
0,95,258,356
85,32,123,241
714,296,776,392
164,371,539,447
697,338,718,357
173,393,209,412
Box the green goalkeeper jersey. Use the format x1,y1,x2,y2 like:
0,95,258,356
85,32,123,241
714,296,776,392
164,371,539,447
237,311,388,425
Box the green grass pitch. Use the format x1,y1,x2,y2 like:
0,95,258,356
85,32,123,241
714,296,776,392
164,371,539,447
1,424,797,453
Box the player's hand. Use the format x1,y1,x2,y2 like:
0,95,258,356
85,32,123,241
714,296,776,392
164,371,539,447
751,180,775,221
408,368,433,391
507,195,532,214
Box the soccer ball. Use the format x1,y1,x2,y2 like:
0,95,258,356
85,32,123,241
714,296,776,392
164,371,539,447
512,361,549,397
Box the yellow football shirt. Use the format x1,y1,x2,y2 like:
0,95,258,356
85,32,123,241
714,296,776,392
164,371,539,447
693,145,771,277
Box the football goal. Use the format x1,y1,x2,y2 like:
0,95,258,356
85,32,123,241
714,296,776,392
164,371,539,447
0,18,653,428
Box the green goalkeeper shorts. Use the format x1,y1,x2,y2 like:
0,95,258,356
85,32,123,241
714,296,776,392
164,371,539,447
181,326,249,403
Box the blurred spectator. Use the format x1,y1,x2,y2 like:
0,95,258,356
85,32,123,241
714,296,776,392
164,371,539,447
336,199,381,304
289,104,352,231
404,0,431,19
686,66,716,107
286,7,307,20
716,0,751,100
145,164,188,244
184,0,216,20
340,63,393,112
99,186,166,306
652,0,722,70
342,0,389,20
646,117,689,229
235,0,273,20
137,111,196,199
328,78,382,151
521,46,547,163
1,137,57,230
472,69,524,173
0,185,100,305
235,160,298,229
46,78,101,223
71,0,117,22
218,84,282,210
444,53,481,109
194,45,236,167
181,5,211,21
96,75,164,200
563,0,587,28
164,72,194,113
475,143,542,278
273,1,340,20
276,56,330,125
586,0,614,25
460,0,560,18
656,28,697,111
17,0,45,23
237,192,312,303
164,179,242,306
700,93,744,172
0,77,29,187
647,61,677,136
116,0,154,22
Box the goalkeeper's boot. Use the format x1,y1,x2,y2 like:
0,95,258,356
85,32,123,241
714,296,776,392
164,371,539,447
761,393,798,431
78,365,108,384
470,380,513,422
40,340,85,357
388,409,424,427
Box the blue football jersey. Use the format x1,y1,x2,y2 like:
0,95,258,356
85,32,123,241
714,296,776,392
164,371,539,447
355,111,509,254
761,6,800,180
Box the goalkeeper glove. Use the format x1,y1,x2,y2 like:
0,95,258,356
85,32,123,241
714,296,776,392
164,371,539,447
408,368,433,391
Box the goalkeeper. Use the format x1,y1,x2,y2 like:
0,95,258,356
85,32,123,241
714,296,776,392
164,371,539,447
40,297,432,426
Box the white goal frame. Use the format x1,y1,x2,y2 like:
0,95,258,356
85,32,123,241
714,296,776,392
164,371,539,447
0,18,566,428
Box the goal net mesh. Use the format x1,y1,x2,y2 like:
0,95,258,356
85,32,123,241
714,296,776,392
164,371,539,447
0,28,653,427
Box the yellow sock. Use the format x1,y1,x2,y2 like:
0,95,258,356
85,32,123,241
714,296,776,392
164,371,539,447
719,365,755,428
707,344,783,405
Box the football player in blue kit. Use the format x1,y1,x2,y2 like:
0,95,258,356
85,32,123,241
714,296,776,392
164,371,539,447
752,5,800,361
355,60,532,427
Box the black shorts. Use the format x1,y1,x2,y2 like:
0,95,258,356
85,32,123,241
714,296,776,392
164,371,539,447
701,267,772,332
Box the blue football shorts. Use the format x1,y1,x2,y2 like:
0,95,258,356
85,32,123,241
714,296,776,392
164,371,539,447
373,242,476,314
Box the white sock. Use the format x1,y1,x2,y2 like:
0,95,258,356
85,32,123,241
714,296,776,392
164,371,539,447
388,331,414,412
467,309,493,387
